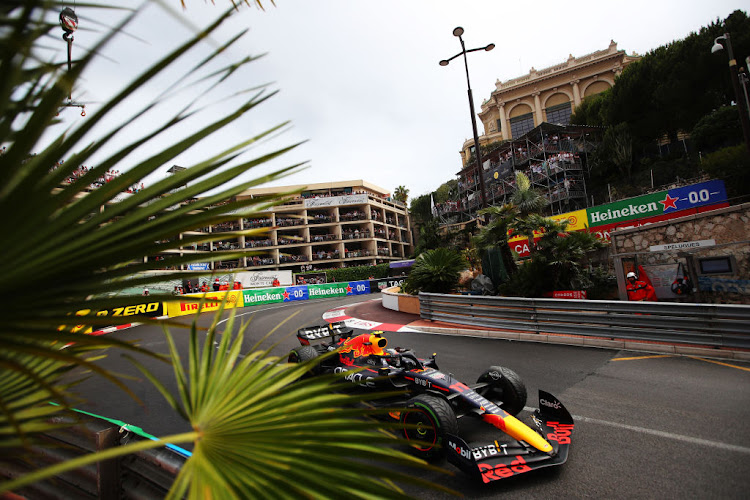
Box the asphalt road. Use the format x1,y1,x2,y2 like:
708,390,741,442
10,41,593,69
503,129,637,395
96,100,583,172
73,295,750,499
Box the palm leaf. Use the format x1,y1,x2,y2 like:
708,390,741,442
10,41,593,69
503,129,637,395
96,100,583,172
0,1,301,448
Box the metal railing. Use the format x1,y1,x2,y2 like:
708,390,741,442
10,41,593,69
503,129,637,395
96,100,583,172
0,417,185,498
419,293,750,349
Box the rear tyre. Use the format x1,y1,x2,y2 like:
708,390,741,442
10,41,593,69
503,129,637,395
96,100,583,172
400,394,459,460
476,366,527,416
288,345,320,376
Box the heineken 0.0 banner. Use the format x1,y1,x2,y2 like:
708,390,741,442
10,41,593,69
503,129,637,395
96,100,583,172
242,280,372,306
308,280,371,299
587,179,727,227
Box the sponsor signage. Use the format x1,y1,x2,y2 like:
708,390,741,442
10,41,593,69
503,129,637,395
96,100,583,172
282,285,309,302
238,270,292,288
509,209,588,243
588,202,728,242
308,283,349,299
649,239,715,252
187,263,210,271
242,288,286,306
587,180,727,227
508,180,727,255
308,281,371,299
167,291,241,317
372,278,405,291
304,194,368,208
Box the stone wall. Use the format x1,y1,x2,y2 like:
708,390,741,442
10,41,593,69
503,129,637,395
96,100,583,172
610,203,750,304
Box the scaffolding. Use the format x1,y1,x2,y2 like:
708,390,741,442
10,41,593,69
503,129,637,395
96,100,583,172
438,123,601,224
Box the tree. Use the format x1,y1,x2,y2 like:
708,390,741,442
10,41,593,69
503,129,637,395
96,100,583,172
402,248,466,295
393,185,409,204
508,172,548,253
0,3,445,497
475,203,518,277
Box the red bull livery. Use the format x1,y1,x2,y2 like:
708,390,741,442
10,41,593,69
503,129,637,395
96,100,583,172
288,322,574,483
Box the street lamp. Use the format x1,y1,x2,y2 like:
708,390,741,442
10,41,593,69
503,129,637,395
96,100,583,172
711,32,750,155
440,27,495,212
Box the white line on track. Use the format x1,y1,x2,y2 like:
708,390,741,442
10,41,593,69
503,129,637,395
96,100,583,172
524,408,750,454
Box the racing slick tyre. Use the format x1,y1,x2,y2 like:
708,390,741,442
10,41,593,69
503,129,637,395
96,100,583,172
288,345,320,376
476,366,527,417
400,394,459,460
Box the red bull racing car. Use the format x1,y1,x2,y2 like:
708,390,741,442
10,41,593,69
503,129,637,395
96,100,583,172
288,322,574,483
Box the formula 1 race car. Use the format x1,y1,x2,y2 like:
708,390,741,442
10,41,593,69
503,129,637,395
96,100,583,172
288,322,574,483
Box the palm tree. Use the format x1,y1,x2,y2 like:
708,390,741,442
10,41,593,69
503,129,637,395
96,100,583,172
475,203,518,277
509,171,548,253
402,248,466,294
0,3,447,496
393,185,409,204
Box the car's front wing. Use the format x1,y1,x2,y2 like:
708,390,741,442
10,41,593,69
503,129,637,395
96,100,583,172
445,390,574,483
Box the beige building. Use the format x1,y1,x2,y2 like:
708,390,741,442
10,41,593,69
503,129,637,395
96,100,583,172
166,180,413,272
460,40,639,159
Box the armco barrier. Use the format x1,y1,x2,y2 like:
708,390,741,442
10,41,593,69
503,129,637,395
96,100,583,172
419,292,750,350
0,416,185,498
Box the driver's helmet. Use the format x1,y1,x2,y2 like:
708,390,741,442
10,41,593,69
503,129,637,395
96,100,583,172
627,271,636,279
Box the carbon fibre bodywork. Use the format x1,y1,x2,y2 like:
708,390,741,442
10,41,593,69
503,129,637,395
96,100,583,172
289,322,574,482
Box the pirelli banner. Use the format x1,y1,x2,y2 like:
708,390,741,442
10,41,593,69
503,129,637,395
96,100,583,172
62,301,166,334
166,291,242,318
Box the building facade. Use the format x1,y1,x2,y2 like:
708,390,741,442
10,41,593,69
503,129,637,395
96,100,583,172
441,42,638,223
157,180,413,272
467,40,638,154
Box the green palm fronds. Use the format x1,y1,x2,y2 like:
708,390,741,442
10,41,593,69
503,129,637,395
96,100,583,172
0,2,458,496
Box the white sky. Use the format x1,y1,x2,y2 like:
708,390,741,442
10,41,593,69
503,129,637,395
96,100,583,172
48,0,744,201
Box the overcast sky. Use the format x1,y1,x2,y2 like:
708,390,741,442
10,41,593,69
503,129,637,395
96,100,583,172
50,0,743,201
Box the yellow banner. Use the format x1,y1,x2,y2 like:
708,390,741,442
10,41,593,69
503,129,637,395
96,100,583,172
166,291,242,318
508,209,588,243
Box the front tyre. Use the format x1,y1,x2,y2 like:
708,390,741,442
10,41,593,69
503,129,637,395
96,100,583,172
476,366,527,416
400,394,458,459
288,345,320,376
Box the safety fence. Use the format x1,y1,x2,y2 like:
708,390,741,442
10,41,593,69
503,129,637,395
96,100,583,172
0,416,186,499
419,293,750,349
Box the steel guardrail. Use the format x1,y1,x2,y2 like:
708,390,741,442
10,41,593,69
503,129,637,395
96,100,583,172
418,293,750,349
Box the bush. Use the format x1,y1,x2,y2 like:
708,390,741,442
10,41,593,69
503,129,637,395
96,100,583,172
324,263,390,283
402,248,466,295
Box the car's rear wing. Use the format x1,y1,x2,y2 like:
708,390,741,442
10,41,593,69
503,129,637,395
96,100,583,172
296,321,353,345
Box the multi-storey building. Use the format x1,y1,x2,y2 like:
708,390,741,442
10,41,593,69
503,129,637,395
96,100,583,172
468,40,638,151
443,41,638,223
160,180,412,272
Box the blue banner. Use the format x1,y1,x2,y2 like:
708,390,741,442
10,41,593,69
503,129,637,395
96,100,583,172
347,280,371,295
664,179,727,214
282,285,309,302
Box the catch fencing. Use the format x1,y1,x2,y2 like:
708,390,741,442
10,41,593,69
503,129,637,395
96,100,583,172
418,293,750,350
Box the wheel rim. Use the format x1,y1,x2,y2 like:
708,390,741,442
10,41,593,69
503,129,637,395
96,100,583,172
402,407,438,451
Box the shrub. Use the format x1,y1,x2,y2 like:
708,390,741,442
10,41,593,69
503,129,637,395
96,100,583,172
402,248,466,295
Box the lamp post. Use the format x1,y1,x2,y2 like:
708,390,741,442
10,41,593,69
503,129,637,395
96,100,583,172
440,27,495,212
712,32,750,155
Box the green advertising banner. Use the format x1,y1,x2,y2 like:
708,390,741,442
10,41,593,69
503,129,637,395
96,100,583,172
242,288,286,306
308,283,349,299
586,191,666,227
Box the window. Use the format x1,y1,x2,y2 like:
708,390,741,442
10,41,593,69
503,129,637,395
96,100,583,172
697,256,735,275
546,102,572,125
510,113,534,138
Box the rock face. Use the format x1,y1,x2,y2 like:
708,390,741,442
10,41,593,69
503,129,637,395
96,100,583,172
610,203,750,304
